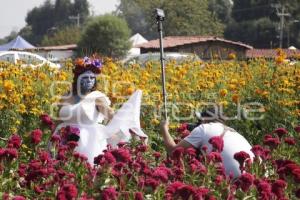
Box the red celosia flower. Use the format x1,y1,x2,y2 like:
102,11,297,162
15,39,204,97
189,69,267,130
67,141,78,150
193,187,210,200
294,126,300,133
134,192,144,200
8,134,22,149
189,158,207,174
172,147,185,160
38,151,50,163
145,178,160,191
254,179,272,200
31,129,43,145
153,166,172,183
104,151,116,164
208,136,224,152
40,114,55,130
263,137,280,148
284,137,296,145
185,147,197,157
201,145,208,153
137,144,147,152
34,185,45,194
273,128,288,138
101,187,118,200
152,152,161,159
214,175,224,185
292,169,300,183
51,134,61,144
178,185,195,200
177,123,188,133
180,129,191,138
111,148,131,163
57,183,78,199
4,148,18,160
18,163,27,177
166,181,185,195
251,145,264,157
234,151,250,172
207,152,223,163
271,179,287,199
238,172,254,192
2,193,9,200
12,196,26,200
173,167,184,179
65,126,80,142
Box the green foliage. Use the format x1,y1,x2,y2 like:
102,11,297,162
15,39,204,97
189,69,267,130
25,0,89,45
77,14,131,58
208,0,233,24
226,0,300,48
118,0,224,39
41,26,82,46
0,31,18,45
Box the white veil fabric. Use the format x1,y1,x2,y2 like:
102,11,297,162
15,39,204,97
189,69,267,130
54,89,147,164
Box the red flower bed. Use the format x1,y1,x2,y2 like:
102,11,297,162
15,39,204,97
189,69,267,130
0,114,299,199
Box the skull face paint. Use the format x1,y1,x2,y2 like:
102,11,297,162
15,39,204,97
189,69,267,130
78,70,96,94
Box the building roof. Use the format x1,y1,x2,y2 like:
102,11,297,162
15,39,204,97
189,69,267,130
36,44,77,51
246,49,300,58
136,36,253,49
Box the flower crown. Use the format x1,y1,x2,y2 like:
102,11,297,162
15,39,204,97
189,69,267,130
74,56,103,75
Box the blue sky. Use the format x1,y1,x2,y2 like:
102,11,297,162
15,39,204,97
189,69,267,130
0,0,119,38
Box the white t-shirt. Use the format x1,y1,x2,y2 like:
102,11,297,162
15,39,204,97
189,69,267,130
184,122,254,177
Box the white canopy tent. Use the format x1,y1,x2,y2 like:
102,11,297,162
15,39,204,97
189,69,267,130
128,33,148,56
0,36,35,51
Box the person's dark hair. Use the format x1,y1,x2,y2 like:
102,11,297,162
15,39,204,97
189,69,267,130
197,106,225,124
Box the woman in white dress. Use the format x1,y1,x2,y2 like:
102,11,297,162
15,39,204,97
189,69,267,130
54,57,147,164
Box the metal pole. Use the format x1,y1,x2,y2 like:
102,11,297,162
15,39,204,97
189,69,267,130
279,6,285,48
157,19,168,120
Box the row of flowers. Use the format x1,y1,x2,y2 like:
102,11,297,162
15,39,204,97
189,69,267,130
1,58,299,146
0,114,299,199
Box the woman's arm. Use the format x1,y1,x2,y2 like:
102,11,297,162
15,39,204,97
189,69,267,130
160,120,193,155
95,97,114,120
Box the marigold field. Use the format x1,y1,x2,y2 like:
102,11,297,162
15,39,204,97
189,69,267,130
0,56,299,199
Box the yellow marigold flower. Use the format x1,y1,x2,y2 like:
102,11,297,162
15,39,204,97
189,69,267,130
10,127,17,133
151,118,160,125
3,80,15,92
232,94,240,104
228,53,236,60
228,84,237,91
261,91,269,98
18,104,26,114
0,93,6,100
219,89,228,97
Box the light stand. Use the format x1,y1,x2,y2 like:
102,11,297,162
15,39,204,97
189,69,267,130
155,8,168,120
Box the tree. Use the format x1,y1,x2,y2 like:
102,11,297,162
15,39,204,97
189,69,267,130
0,31,18,45
41,26,82,46
208,0,233,24
117,0,224,39
226,0,300,48
26,0,55,36
77,15,131,58
25,0,89,45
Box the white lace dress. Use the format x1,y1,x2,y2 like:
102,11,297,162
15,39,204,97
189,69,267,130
54,90,147,164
